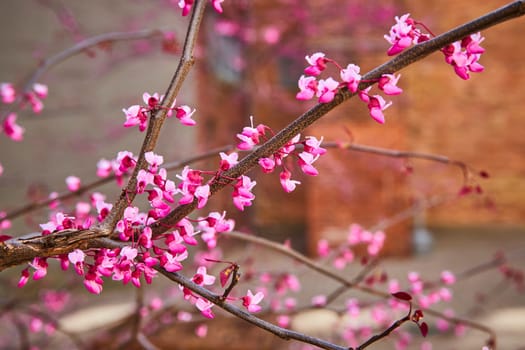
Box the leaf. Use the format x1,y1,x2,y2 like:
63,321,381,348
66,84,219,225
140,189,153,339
0,234,12,242
391,291,412,301
219,265,234,287
479,170,490,178
418,322,429,337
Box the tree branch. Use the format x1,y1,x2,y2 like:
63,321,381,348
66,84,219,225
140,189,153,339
155,267,349,350
102,0,208,231
149,0,525,236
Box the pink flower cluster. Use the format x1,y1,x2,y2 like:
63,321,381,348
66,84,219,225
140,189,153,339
1,83,48,141
317,224,386,270
236,119,327,193
296,53,403,124
122,92,196,132
384,14,485,80
384,14,430,56
442,33,485,80
96,151,138,186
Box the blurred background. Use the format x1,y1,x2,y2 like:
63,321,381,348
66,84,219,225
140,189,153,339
0,0,523,349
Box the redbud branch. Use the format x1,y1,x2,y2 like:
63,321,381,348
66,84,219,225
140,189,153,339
326,141,470,182
353,308,412,350
0,29,165,120
1,145,232,224
150,0,525,236
223,231,497,344
155,267,348,350
102,0,207,232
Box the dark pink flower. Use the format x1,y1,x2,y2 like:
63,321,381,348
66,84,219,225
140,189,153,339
378,74,403,95
3,113,24,141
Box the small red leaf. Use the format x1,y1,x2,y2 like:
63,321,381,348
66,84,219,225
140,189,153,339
479,170,490,178
418,322,429,337
458,185,472,196
219,266,234,287
0,234,12,242
391,291,412,301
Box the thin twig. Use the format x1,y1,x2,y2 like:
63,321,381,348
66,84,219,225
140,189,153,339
155,267,348,350
0,29,165,120
223,230,497,343
102,0,208,231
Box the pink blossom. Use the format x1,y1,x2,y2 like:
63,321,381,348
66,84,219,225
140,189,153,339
440,270,456,285
311,294,327,307
378,74,403,95
26,92,44,113
296,75,317,100
258,157,276,173
367,95,392,124
178,0,194,16
143,92,163,109
196,298,215,319
232,175,256,210
145,151,164,172
346,298,360,317
178,311,192,322
439,287,453,301
317,239,330,257
30,317,43,333
443,33,485,80
195,324,208,338
0,162,3,176
123,105,148,131
33,83,48,99
0,83,16,103
297,151,320,176
340,64,362,92
192,266,216,286
84,272,104,294
316,77,339,103
68,249,85,275
160,252,184,272
117,151,136,174
194,185,210,208
18,268,30,288
96,158,112,178
120,246,138,260
241,290,264,313
303,136,327,156
262,26,280,44
138,227,153,249
3,113,24,141
384,14,421,56
277,315,290,328
174,105,197,126
30,257,48,280
219,152,239,170
65,175,81,192
279,169,300,193
304,52,327,76
236,123,266,150
211,0,224,13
